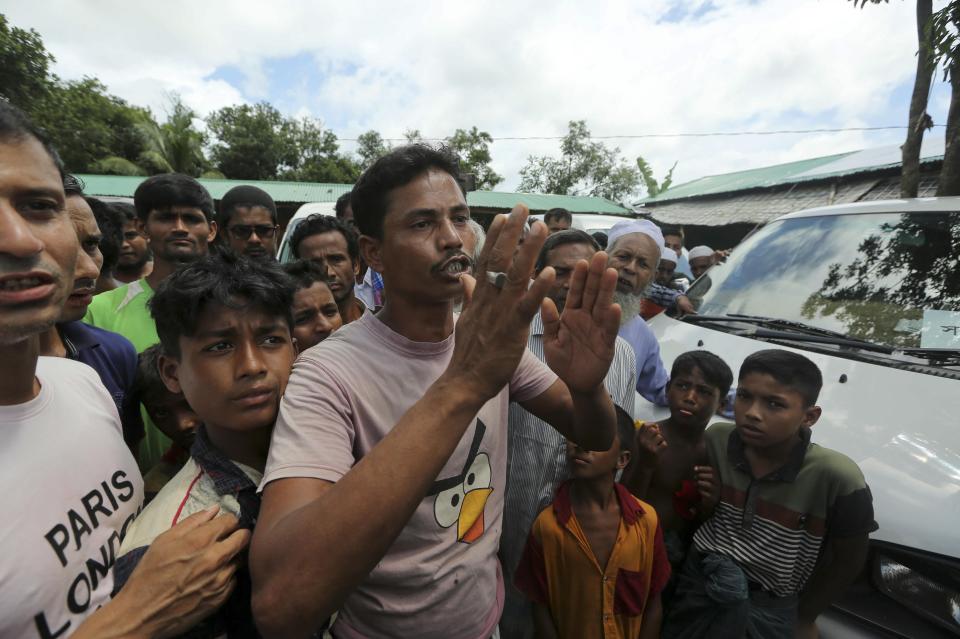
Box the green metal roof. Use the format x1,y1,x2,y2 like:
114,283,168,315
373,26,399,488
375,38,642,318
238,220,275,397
639,138,946,205
638,152,854,204
76,174,630,214
76,174,352,203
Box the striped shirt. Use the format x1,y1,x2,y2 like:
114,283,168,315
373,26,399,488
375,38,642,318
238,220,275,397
693,422,877,596
502,313,637,589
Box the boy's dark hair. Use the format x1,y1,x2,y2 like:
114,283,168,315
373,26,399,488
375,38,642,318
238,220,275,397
614,404,635,453
133,344,173,408
739,349,823,406
86,197,125,274
544,208,572,226
149,253,295,358
671,350,734,398
63,173,85,196
283,259,332,292
334,191,353,219
0,100,63,176
535,229,599,272
591,231,608,250
661,224,684,241
218,185,278,227
351,144,462,239
112,201,137,222
134,173,215,223
289,214,358,261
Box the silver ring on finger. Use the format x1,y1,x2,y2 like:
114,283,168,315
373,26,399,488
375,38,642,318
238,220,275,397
486,271,507,290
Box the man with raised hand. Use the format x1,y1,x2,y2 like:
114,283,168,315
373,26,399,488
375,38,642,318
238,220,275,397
251,144,620,639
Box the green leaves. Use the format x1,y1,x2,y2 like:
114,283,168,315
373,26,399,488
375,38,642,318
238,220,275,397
0,14,53,108
356,130,390,170
637,155,677,198
446,126,503,190
518,120,648,203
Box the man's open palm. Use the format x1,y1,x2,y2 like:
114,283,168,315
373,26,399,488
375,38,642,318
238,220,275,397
542,252,621,394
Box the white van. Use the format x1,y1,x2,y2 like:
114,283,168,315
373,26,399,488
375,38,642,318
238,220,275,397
276,201,338,263
636,198,960,637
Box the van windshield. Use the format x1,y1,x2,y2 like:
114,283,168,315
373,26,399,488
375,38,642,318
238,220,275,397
687,211,960,350
277,218,302,264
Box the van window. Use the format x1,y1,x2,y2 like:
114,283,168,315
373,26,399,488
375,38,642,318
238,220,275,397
277,218,303,264
687,211,960,349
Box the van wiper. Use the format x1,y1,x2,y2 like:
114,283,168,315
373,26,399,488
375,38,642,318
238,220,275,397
897,347,960,363
683,314,894,354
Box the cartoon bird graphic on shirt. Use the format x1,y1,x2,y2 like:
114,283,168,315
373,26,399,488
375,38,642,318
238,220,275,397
429,419,493,544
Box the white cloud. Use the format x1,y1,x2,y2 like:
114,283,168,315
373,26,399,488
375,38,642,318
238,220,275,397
5,0,950,193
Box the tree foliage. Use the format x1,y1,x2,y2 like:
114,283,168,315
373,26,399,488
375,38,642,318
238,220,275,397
0,14,148,173
518,120,642,203
206,102,294,180
136,95,207,175
32,77,150,173
356,130,390,169
207,103,363,181
636,155,676,198
0,14,53,108
928,2,960,78
446,126,503,189
280,117,360,183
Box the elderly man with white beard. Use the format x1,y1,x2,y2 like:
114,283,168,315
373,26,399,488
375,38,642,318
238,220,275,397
606,219,670,407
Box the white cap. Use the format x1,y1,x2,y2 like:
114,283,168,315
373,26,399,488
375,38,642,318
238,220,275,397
607,219,665,251
688,245,714,260
659,245,678,263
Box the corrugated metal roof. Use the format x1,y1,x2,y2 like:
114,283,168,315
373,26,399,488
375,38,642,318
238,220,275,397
76,174,630,214
468,191,628,213
76,174,352,202
639,136,945,204
645,173,941,227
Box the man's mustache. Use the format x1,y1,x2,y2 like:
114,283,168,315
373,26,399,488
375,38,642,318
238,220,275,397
430,249,474,274
71,278,97,293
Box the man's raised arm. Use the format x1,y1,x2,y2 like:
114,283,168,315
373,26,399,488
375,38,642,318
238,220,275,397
250,207,555,638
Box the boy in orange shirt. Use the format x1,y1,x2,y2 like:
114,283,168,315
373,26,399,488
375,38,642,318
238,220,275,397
515,405,670,638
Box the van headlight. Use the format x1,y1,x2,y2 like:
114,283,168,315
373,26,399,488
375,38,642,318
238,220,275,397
874,553,960,633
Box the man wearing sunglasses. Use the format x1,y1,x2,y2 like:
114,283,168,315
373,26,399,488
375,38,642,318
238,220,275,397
218,185,280,260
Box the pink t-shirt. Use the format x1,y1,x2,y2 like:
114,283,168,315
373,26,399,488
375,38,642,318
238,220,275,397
263,311,557,639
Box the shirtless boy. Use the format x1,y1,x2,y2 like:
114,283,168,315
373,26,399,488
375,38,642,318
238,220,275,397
625,351,732,568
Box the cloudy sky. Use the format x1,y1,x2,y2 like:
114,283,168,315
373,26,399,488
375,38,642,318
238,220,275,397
6,0,953,197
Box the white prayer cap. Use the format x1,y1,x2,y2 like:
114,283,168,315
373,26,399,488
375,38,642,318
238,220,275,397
688,245,714,261
659,245,678,263
607,219,665,251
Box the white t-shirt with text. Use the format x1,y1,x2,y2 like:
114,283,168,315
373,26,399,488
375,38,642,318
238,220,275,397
0,357,143,638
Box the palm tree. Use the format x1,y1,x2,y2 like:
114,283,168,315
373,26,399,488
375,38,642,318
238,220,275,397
93,95,218,177
137,96,206,176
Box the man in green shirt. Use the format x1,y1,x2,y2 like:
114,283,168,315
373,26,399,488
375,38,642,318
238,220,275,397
85,174,217,471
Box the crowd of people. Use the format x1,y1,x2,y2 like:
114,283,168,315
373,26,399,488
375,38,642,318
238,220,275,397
0,98,877,639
